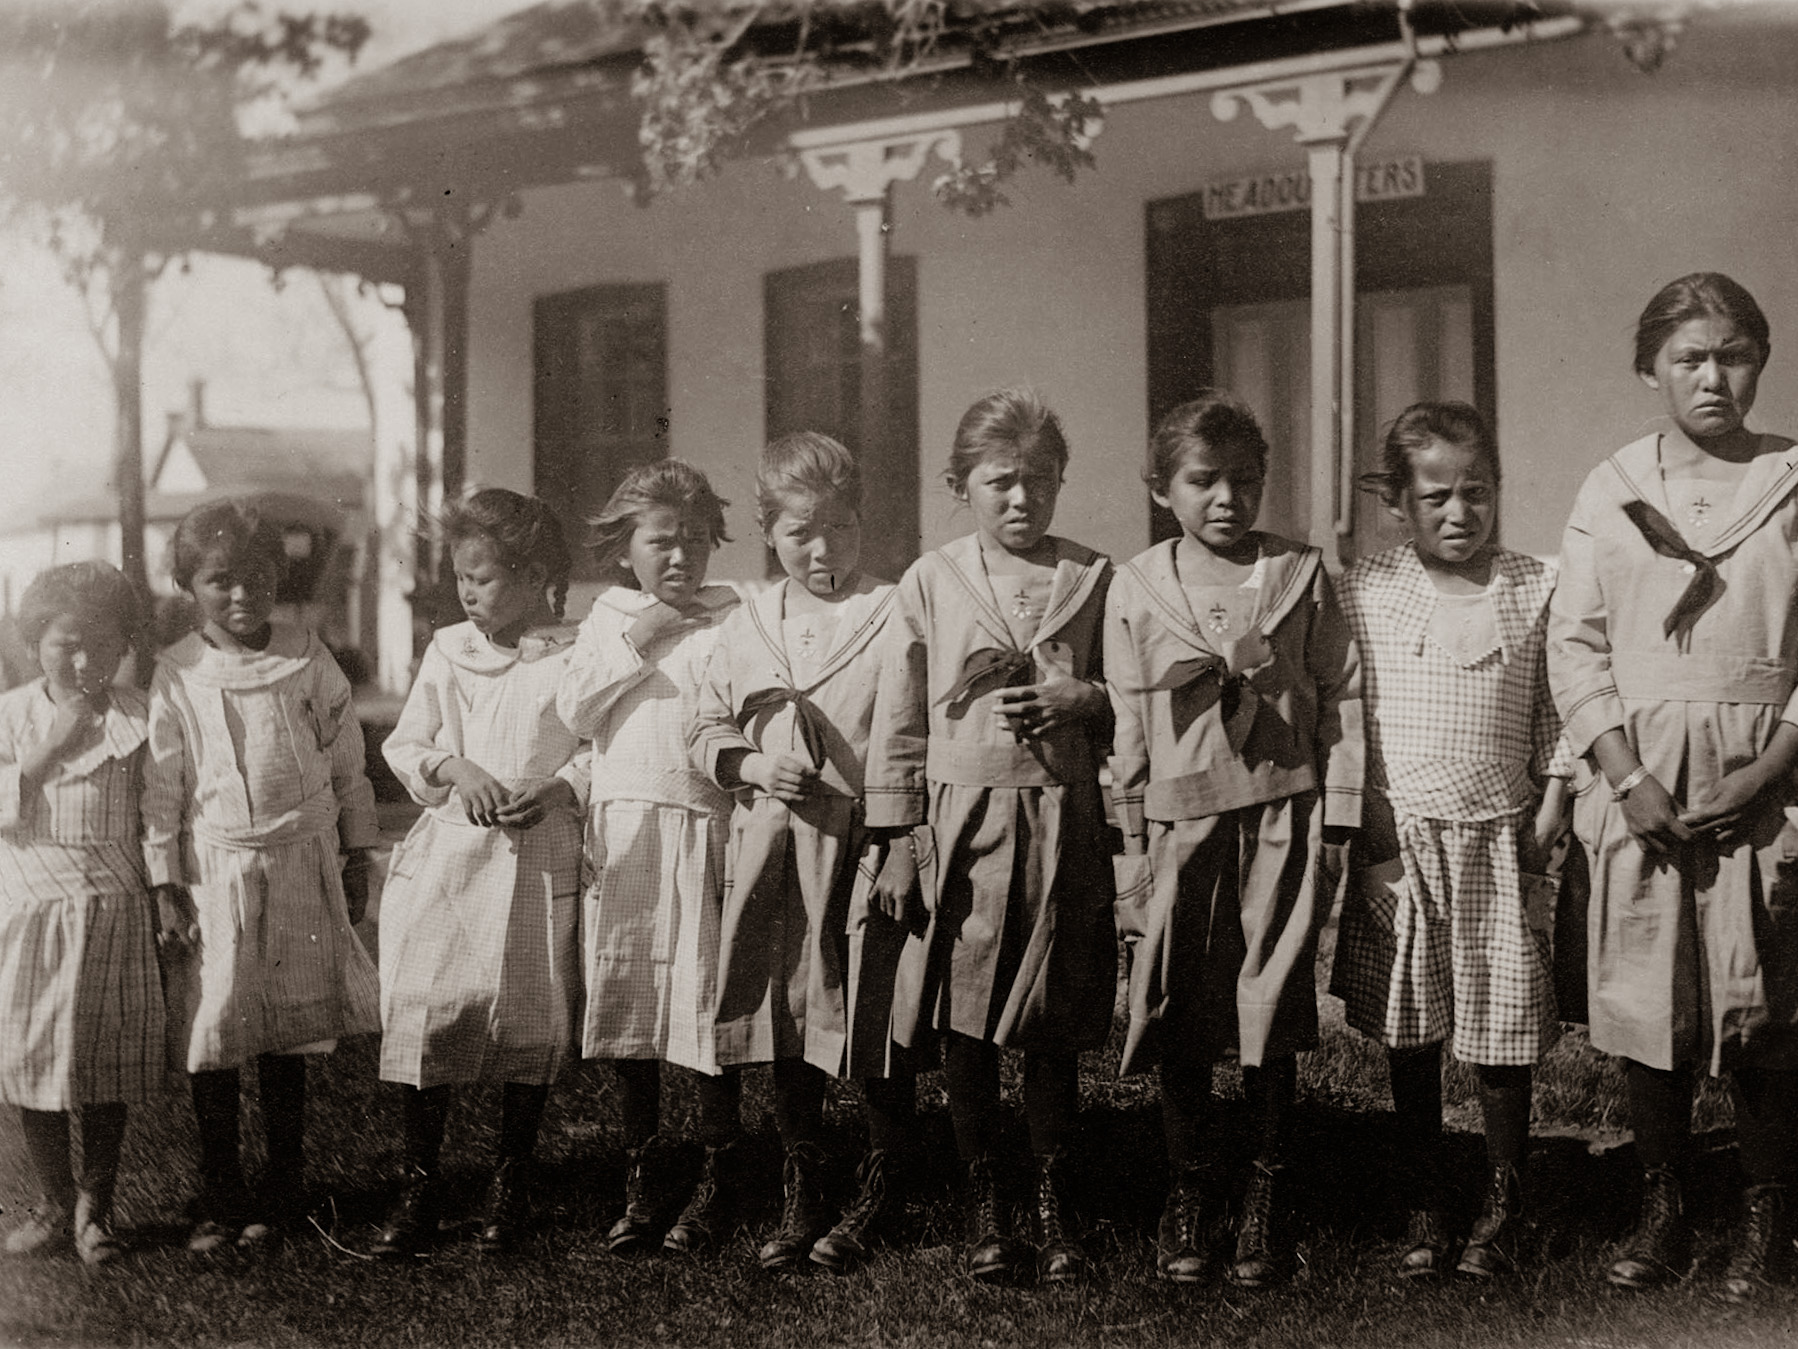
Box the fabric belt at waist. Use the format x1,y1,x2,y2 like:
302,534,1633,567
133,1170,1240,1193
1610,651,1795,705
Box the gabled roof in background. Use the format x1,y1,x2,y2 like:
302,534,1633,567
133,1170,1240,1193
172,426,370,495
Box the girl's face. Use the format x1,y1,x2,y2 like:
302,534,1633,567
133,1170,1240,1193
1153,438,1264,553
961,449,1061,556
625,505,713,610
1391,438,1498,568
1642,314,1763,444
767,491,862,596
452,535,545,647
37,611,128,703
189,548,278,645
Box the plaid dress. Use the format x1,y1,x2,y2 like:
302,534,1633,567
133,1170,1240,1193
1333,544,1569,1066
558,585,739,1072
378,622,586,1088
690,576,900,1077
143,626,381,1071
0,683,165,1109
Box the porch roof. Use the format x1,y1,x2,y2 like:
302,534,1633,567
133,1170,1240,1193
194,0,1586,273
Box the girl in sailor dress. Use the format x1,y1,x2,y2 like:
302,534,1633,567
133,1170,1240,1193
555,459,745,1254
1332,402,1569,1282
0,562,163,1265
143,499,381,1251
865,387,1116,1286
371,489,585,1258
689,432,911,1271
1104,391,1361,1288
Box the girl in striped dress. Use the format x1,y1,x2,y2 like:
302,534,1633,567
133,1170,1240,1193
1106,392,1362,1288
371,490,585,1258
690,433,913,1270
866,388,1116,1285
555,460,744,1254
1,563,163,1264
144,499,381,1252
1333,402,1569,1280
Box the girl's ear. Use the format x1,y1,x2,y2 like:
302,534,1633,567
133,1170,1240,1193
1149,485,1173,512
1638,367,1663,393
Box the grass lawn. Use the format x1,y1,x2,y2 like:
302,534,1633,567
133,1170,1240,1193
4,851,1797,1347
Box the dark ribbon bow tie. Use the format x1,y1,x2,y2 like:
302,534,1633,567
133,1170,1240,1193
1620,499,1722,644
937,647,1035,719
1150,629,1274,754
736,687,831,768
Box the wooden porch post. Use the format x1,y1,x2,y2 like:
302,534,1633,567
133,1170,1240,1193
1213,60,1439,563
796,130,959,581
400,210,472,647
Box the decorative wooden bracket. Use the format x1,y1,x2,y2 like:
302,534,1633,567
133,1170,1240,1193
795,129,963,205
1211,61,1441,145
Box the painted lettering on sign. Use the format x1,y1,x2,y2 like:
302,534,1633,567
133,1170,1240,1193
1202,157,1425,220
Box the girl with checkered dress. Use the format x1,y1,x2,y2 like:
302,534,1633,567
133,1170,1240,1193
144,499,381,1252
1333,402,1570,1282
865,388,1116,1286
690,433,914,1272
555,460,745,1255
370,490,584,1258
1,563,163,1265
1105,391,1362,1288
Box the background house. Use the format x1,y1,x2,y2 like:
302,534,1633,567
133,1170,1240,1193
151,0,1798,676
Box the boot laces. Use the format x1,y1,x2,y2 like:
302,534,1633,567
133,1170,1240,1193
837,1153,889,1233
1238,1163,1279,1258
1037,1161,1068,1245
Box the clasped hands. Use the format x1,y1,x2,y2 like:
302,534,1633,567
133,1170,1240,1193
440,758,578,830
991,667,1106,742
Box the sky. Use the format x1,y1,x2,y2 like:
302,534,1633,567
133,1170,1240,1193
0,0,541,534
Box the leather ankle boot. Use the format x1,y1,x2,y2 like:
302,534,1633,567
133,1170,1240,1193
1456,1163,1524,1279
963,1155,1025,1282
1606,1165,1689,1290
811,1149,895,1274
665,1139,735,1254
759,1141,831,1269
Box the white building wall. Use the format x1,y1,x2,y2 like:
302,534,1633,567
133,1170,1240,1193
464,15,1798,581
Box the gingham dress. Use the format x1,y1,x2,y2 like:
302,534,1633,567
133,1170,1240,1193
378,622,586,1088
143,625,381,1071
557,585,739,1072
1333,544,1569,1066
0,683,165,1109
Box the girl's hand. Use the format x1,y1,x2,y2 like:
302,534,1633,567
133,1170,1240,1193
1620,773,1694,857
871,835,920,928
1521,779,1570,874
1681,765,1777,849
739,752,817,805
20,694,101,784
340,850,371,926
992,669,1104,740
151,883,198,955
494,777,580,830
440,758,510,827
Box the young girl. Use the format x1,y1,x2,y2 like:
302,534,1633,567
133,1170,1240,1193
1,563,162,1264
143,499,381,1251
865,388,1115,1285
555,460,744,1254
372,489,585,1257
690,433,916,1270
1333,402,1568,1280
1104,392,1361,1287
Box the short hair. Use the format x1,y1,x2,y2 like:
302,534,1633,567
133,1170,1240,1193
1146,391,1270,493
1359,400,1501,507
18,560,143,649
587,459,731,572
1633,272,1770,376
168,498,286,593
443,488,574,619
756,432,861,532
945,387,1070,494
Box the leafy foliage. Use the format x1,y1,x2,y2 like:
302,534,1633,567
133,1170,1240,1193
0,0,368,277
626,1,1101,212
